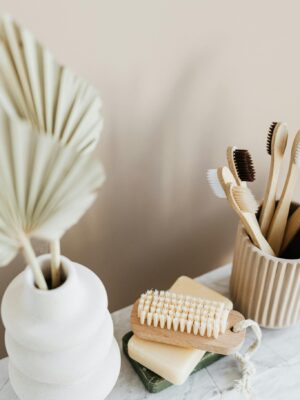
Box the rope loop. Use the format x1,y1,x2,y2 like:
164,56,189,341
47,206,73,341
232,319,262,398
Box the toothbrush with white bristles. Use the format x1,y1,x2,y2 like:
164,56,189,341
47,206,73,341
207,167,274,255
267,130,300,255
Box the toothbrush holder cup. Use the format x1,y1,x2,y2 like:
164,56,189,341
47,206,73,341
230,208,300,328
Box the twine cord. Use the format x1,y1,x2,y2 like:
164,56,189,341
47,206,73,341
232,319,262,398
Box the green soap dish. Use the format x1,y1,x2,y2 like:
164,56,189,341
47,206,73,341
122,331,223,393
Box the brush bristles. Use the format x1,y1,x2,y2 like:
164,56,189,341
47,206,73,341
232,186,259,214
294,143,300,167
137,290,231,339
207,169,226,199
267,122,277,155
233,149,256,182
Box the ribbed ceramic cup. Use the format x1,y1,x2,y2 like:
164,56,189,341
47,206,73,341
230,223,300,328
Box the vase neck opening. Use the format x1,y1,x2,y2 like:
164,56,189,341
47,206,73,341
25,255,75,293
34,264,67,291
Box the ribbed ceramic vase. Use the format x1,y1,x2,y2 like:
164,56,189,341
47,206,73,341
1,255,120,400
231,224,300,328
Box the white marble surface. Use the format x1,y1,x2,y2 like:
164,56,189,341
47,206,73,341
0,265,300,399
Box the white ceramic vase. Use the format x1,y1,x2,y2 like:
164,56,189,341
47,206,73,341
1,255,120,400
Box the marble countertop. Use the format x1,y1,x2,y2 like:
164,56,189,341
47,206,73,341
0,265,299,399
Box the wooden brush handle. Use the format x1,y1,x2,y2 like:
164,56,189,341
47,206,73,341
267,163,298,255
259,155,281,236
281,206,300,252
241,213,275,256
131,301,246,355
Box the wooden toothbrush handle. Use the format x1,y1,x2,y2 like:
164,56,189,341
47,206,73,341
281,206,300,252
241,213,275,256
259,156,280,236
267,164,297,255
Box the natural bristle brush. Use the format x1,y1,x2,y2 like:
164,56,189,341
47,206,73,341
231,185,259,215
131,290,245,355
259,122,288,236
267,130,300,254
137,291,230,338
227,146,255,186
207,167,274,255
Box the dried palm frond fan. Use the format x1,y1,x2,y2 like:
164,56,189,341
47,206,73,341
0,14,102,152
0,110,104,289
0,14,103,286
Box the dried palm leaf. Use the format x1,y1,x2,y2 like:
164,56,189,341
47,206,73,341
0,110,104,289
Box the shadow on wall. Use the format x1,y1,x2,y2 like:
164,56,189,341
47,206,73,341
126,49,237,283
0,40,238,360
60,48,238,315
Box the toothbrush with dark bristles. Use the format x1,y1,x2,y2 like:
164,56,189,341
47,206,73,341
227,147,256,187
259,122,288,236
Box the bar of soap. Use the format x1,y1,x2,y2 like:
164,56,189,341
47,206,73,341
123,332,223,393
129,334,204,385
128,275,232,385
171,276,233,308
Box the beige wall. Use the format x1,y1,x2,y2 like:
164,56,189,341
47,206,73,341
1,0,300,357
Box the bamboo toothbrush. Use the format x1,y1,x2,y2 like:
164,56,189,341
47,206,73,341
207,167,236,199
281,208,300,252
259,122,288,236
226,147,255,187
207,167,274,255
230,184,274,255
267,130,300,255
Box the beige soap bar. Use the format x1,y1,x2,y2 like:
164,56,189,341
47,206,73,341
129,335,204,385
128,275,232,385
171,276,233,308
